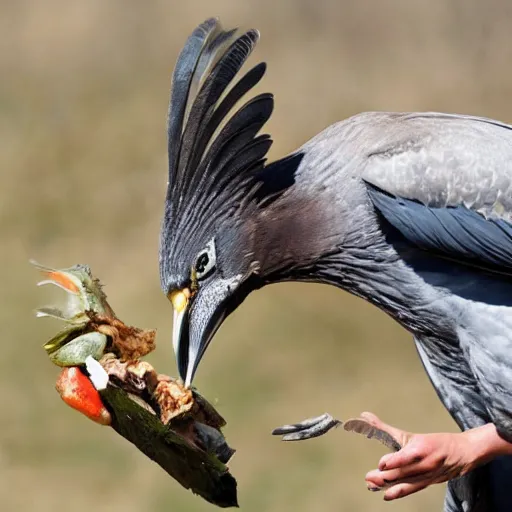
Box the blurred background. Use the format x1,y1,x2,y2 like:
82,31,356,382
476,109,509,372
3,0,512,510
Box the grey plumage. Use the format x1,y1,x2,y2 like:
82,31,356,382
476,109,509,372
159,19,512,511
161,18,273,293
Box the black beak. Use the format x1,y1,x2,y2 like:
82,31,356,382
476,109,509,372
181,306,227,388
172,275,260,387
172,286,229,387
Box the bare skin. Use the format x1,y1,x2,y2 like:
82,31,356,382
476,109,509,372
362,412,512,501
274,410,512,501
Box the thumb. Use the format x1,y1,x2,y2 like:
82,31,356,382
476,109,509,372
359,411,411,449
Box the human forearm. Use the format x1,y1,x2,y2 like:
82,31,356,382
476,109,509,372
465,422,512,469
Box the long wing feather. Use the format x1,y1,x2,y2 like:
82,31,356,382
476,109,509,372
192,62,267,172
176,30,259,184
366,183,512,276
167,18,220,183
359,112,512,277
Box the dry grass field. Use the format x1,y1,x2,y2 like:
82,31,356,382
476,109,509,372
3,1,512,510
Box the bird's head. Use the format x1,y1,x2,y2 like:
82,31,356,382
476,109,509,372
161,219,263,387
159,18,278,386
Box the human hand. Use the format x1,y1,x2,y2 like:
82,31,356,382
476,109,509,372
362,412,486,501
271,409,512,502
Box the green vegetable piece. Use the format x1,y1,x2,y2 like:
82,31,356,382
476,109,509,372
48,331,107,367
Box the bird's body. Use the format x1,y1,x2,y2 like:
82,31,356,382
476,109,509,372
283,112,512,422
267,113,512,510
159,19,512,511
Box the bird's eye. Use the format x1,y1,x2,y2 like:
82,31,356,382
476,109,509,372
194,239,216,280
196,252,210,274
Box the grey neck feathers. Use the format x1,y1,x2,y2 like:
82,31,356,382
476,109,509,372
259,210,451,338
315,243,448,336
252,146,453,339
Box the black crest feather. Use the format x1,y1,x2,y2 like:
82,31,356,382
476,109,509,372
160,18,274,289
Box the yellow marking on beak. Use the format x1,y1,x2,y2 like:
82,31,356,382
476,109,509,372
168,288,191,313
168,288,192,358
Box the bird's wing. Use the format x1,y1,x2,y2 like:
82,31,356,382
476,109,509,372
362,114,512,470
361,113,512,276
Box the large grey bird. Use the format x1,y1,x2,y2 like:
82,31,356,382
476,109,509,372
159,18,512,511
